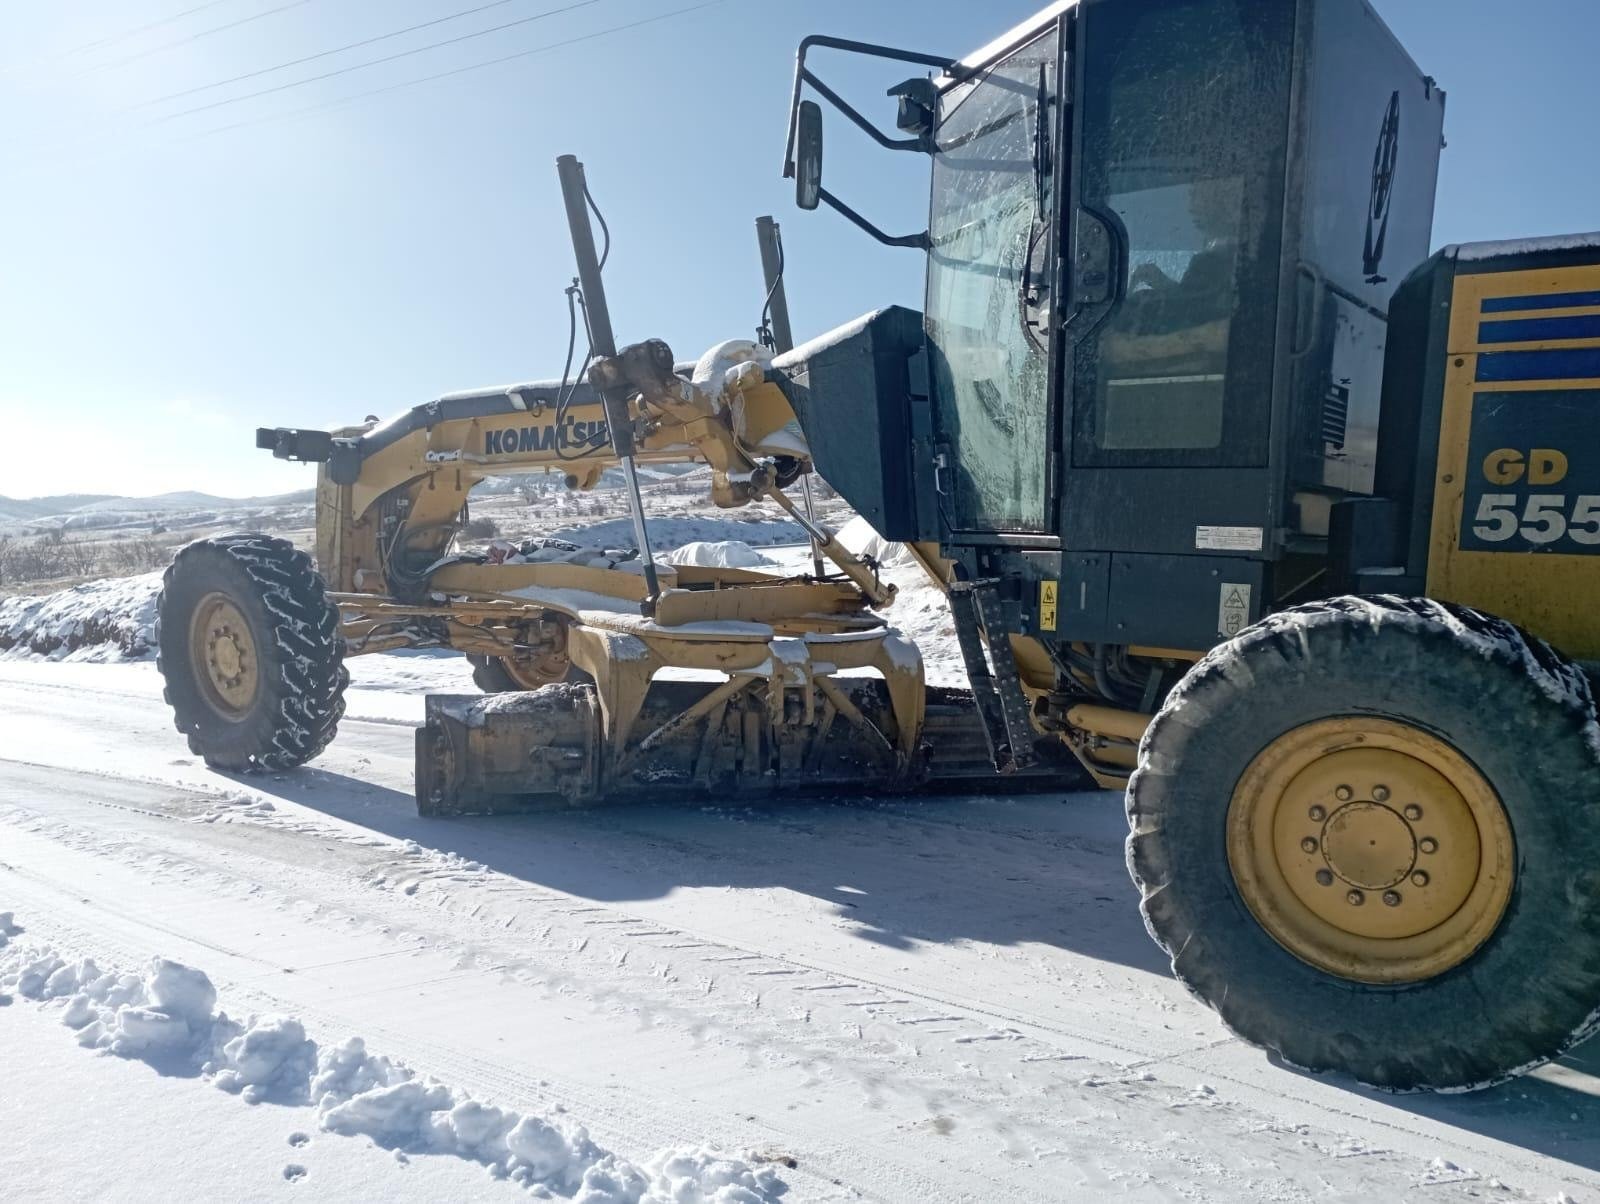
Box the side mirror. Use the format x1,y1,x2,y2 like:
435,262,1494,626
795,99,823,211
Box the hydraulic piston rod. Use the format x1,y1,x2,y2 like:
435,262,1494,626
556,153,663,605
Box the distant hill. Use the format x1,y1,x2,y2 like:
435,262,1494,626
0,494,116,522
0,489,315,528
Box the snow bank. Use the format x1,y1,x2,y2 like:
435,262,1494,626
661,541,772,569
823,518,968,687
0,920,787,1202
835,515,917,570
0,571,161,661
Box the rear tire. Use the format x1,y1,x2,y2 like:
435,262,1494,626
1129,595,1600,1090
157,534,347,772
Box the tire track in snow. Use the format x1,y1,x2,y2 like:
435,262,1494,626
0,773,1584,1202
5,666,1598,1200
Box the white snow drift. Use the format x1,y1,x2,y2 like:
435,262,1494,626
661,540,773,569
0,571,160,660
0,913,786,1203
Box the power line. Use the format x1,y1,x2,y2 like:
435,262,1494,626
67,0,243,58
79,0,320,77
135,0,608,129
13,1,726,177
0,0,242,76
188,1,726,142
133,0,528,107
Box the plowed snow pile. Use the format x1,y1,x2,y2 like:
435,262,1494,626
662,541,772,568
0,911,786,1203
0,571,160,660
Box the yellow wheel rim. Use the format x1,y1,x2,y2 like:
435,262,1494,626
1227,718,1515,985
188,593,260,720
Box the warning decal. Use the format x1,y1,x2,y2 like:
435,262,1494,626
1217,583,1252,639
1039,581,1058,632
1196,525,1264,552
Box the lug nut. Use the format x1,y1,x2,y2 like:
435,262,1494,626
1315,869,1334,887
1382,890,1402,907
1301,837,1319,853
1372,785,1391,802
1419,837,1438,854
1309,805,1327,821
1346,889,1365,906
1411,871,1430,887
1403,804,1423,820
1334,786,1353,802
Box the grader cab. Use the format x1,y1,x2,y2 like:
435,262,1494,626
157,0,1600,1094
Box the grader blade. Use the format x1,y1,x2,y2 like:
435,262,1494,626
415,681,1078,816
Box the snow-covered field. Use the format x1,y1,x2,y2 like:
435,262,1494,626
2,511,1598,1201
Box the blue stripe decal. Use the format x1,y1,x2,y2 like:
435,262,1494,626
1479,314,1600,343
1481,290,1600,313
1475,347,1600,382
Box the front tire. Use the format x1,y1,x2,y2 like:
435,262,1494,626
157,534,347,771
1129,595,1600,1090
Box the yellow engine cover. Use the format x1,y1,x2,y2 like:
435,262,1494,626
1427,257,1600,660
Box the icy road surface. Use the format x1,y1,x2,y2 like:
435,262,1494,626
1,658,1598,1202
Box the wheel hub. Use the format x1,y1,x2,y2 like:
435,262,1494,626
189,594,260,718
1227,719,1515,984
1320,800,1415,890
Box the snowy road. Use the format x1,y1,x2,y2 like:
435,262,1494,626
2,657,1598,1201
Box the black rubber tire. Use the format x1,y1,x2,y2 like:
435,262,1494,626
1128,595,1600,1091
468,654,584,693
157,534,347,772
468,655,519,693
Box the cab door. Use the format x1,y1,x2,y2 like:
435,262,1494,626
1061,0,1295,556
924,21,1063,538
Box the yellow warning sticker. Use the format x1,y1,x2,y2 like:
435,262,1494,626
1040,581,1058,632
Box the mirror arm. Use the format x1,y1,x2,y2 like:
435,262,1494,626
784,34,954,178
801,70,926,156
818,187,929,250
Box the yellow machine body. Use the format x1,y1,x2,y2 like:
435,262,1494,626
1425,258,1600,659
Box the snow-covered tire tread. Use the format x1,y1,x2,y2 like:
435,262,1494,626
156,533,346,772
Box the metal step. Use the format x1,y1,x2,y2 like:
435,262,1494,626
973,584,1040,772
948,582,1039,774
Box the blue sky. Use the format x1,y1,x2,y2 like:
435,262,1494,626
1,0,1596,500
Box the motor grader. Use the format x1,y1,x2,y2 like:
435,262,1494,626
157,0,1600,1095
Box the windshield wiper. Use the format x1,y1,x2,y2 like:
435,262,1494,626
1031,62,1052,212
